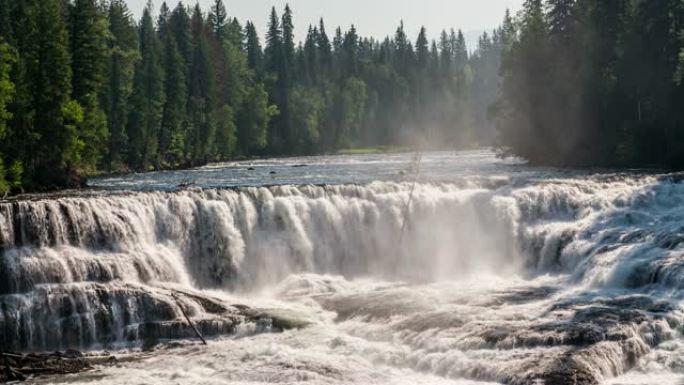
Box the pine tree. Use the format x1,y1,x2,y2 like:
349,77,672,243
214,14,251,159
187,4,216,163
226,18,243,49
170,2,192,69
547,0,576,41
342,25,359,76
69,0,109,172
158,2,188,166
0,0,14,44
439,30,453,75
127,1,165,170
24,0,81,188
0,40,13,143
317,19,333,70
264,6,293,152
416,27,429,69
498,0,554,162
69,0,108,102
245,21,263,76
302,25,319,85
454,30,468,69
264,7,282,75
104,0,137,169
394,21,411,76
500,9,517,50
208,0,227,41
282,5,295,72
0,39,17,195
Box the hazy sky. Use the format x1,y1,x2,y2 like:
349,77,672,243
126,0,523,49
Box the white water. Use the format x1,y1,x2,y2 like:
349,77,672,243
3,151,684,384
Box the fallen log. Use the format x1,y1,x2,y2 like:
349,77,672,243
0,351,117,383
172,293,208,345
0,353,31,361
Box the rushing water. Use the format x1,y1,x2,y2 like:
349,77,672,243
3,151,684,384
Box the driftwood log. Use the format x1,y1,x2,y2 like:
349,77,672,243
0,351,117,383
172,293,208,345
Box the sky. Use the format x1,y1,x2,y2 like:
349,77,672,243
125,0,524,50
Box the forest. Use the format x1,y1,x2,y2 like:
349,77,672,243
497,0,684,168
0,0,503,193
2,0,683,194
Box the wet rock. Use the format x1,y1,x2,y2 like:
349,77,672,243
535,353,598,385
0,282,288,352
496,286,559,304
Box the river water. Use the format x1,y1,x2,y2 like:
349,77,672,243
3,151,684,384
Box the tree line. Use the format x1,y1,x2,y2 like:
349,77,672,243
0,0,503,194
496,0,684,168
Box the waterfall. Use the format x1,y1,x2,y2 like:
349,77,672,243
2,175,684,352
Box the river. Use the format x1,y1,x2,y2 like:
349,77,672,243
2,151,684,384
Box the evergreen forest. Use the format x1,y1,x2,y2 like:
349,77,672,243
0,0,503,193
1,0,683,193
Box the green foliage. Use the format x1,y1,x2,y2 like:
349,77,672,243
0,39,14,138
127,2,164,170
7,0,684,194
105,0,138,170
215,104,237,157
238,82,277,154
69,0,108,101
158,2,187,167
187,4,216,164
0,39,16,195
27,0,79,187
497,0,684,168
61,99,85,166
77,94,108,172
291,86,324,150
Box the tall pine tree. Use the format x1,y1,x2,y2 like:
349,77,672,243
127,1,164,170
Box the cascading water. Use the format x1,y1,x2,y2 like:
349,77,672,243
3,152,684,384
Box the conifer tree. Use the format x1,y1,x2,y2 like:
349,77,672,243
245,21,263,76
317,19,333,70
158,2,188,166
105,0,137,169
439,30,453,75
187,4,216,163
0,0,14,44
282,5,295,73
69,0,110,172
265,7,282,75
416,27,429,69
25,0,81,187
127,1,164,170
170,3,192,69
208,0,227,41
0,40,17,195
342,25,359,76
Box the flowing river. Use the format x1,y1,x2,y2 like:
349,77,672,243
2,151,684,385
